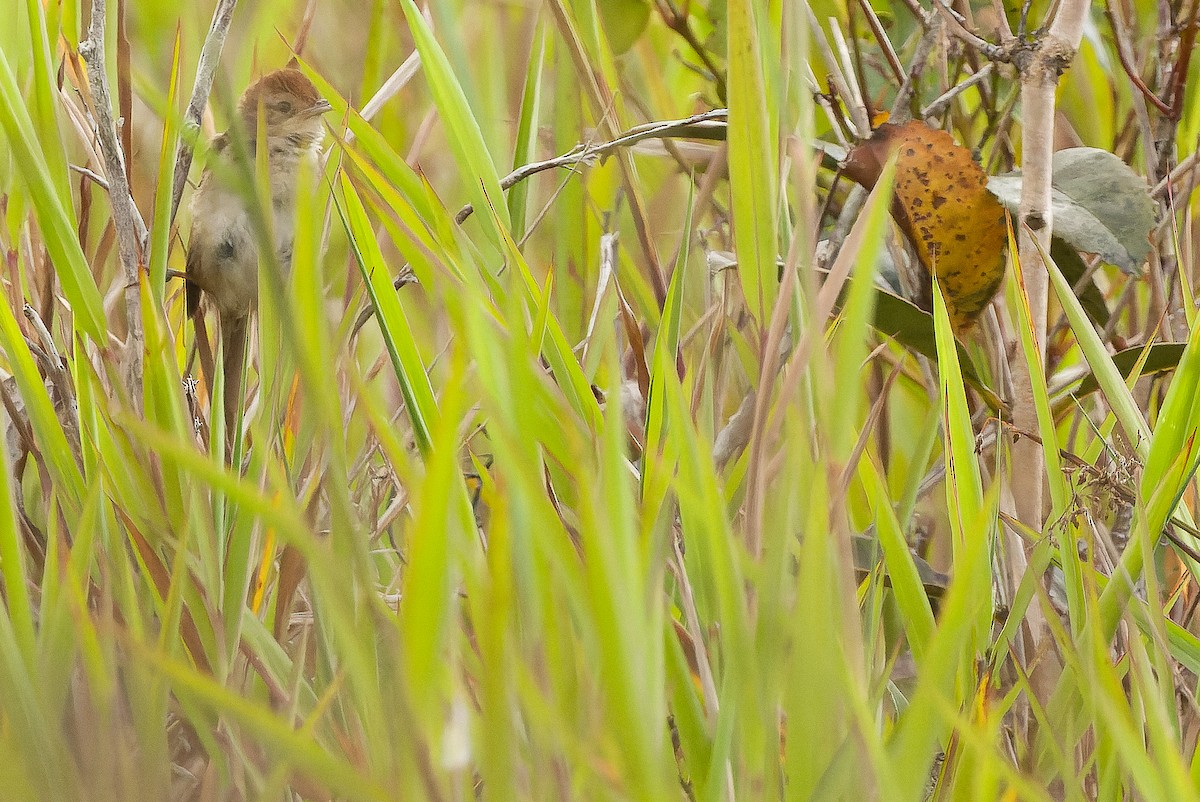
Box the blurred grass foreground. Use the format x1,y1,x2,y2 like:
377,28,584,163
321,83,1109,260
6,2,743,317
5,0,1200,799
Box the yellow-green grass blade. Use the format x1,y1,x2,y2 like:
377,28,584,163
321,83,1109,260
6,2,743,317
396,353,476,726
508,22,547,239
342,149,459,287
484,201,603,430
783,168,888,797
139,275,190,499
24,0,70,206
727,0,778,327
934,276,993,660
858,454,935,661
400,0,510,243
0,48,106,340
0,603,75,798
887,489,997,798
0,297,84,507
0,396,34,660
644,184,692,510
1005,227,1083,626
286,159,339,427
296,58,445,228
886,280,996,796
1005,227,1068,516
132,642,391,801
830,166,889,458
662,366,753,791
1040,237,1149,457
582,354,672,796
335,173,437,454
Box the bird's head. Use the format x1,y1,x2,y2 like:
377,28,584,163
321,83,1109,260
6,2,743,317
237,68,332,140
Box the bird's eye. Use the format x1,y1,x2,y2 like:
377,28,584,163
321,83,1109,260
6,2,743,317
276,100,293,113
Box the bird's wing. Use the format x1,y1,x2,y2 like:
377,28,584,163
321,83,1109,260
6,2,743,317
184,133,233,317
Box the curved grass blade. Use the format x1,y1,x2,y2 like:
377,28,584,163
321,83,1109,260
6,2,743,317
334,174,436,455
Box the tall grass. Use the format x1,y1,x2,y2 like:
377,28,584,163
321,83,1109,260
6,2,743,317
1,1,1200,800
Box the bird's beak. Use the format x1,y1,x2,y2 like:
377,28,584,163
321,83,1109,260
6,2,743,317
307,98,333,117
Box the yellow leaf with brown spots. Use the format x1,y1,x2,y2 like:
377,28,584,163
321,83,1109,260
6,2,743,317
843,120,1008,332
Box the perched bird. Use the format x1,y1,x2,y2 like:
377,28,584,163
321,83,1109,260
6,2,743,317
185,68,332,429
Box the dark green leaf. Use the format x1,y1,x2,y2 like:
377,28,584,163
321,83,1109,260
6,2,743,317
1074,342,1185,396
1052,237,1110,326
869,286,1005,411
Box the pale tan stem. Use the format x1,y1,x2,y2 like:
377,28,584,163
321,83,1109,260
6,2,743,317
79,0,145,411
1011,0,1092,527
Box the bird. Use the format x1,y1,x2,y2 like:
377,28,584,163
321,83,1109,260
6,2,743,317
185,68,332,432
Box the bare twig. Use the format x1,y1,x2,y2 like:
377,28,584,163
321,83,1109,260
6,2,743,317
23,305,81,467
1104,1,1174,117
933,0,1011,62
79,0,145,409
921,63,995,119
891,10,942,120
69,163,109,190
117,0,132,184
1167,9,1199,120
991,0,1017,43
802,3,870,136
853,0,906,87
168,0,238,226
1153,148,1200,198
454,109,729,225
350,109,730,336
653,0,728,103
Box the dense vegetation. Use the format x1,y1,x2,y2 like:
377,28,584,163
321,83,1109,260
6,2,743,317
2,0,1200,799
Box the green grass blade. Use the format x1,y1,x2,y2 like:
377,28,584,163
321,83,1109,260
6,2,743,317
727,0,778,327
334,173,437,454
400,0,511,242
0,48,106,340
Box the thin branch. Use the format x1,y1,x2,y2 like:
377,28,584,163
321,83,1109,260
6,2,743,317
349,110,731,335
23,304,81,467
453,109,729,225
69,163,109,190
1153,147,1200,197
921,63,995,119
933,0,1013,62
891,9,941,120
802,2,870,136
79,0,145,408
653,0,728,104
168,0,238,226
991,0,1017,43
853,0,906,86
1168,5,1200,119
1103,1,1174,117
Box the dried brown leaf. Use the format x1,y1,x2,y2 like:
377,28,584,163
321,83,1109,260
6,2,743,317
844,120,1007,331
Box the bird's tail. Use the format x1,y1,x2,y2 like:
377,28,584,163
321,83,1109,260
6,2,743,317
219,311,249,436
